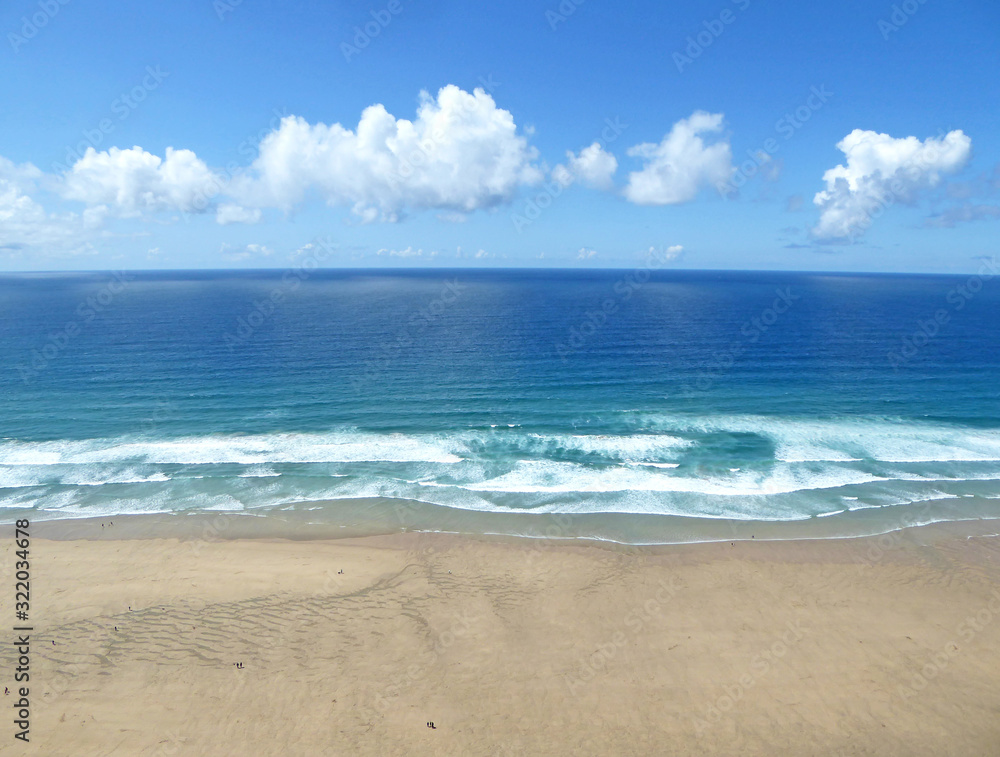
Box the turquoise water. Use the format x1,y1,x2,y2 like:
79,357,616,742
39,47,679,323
2,268,999,542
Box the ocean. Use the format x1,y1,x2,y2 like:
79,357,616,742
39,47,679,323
2,266,999,543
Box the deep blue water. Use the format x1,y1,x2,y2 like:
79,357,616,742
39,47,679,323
2,268,999,540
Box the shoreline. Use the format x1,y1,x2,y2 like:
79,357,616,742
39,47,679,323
3,519,1000,754
19,496,1000,548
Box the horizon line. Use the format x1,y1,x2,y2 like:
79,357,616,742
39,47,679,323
1,264,995,278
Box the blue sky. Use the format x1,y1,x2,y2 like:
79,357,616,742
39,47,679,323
1,0,998,272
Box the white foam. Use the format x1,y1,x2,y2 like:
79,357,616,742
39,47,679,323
0,465,170,489
203,497,246,511
437,460,882,496
238,465,281,478
0,432,464,466
519,432,690,462
3,417,999,527
816,509,846,518
639,413,1000,464
70,472,171,486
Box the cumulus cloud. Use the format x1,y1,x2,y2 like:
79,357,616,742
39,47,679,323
0,156,42,190
811,129,972,240
553,142,618,190
44,86,541,227
0,161,42,217
0,176,45,251
232,85,543,221
623,111,734,205
59,146,220,216
576,247,597,260
0,157,98,257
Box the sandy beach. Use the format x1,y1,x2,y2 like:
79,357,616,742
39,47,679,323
3,519,1000,756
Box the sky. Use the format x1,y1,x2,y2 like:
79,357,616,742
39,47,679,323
1,0,998,273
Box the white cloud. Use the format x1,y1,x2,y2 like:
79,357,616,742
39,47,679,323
0,156,42,190
576,247,597,260
0,170,43,223
233,85,543,221
292,239,338,260
0,177,45,251
59,146,220,216
220,242,273,262
0,157,97,257
639,244,684,263
0,159,44,241
811,129,972,240
553,142,618,190
376,246,437,258
216,203,261,225
623,111,734,205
